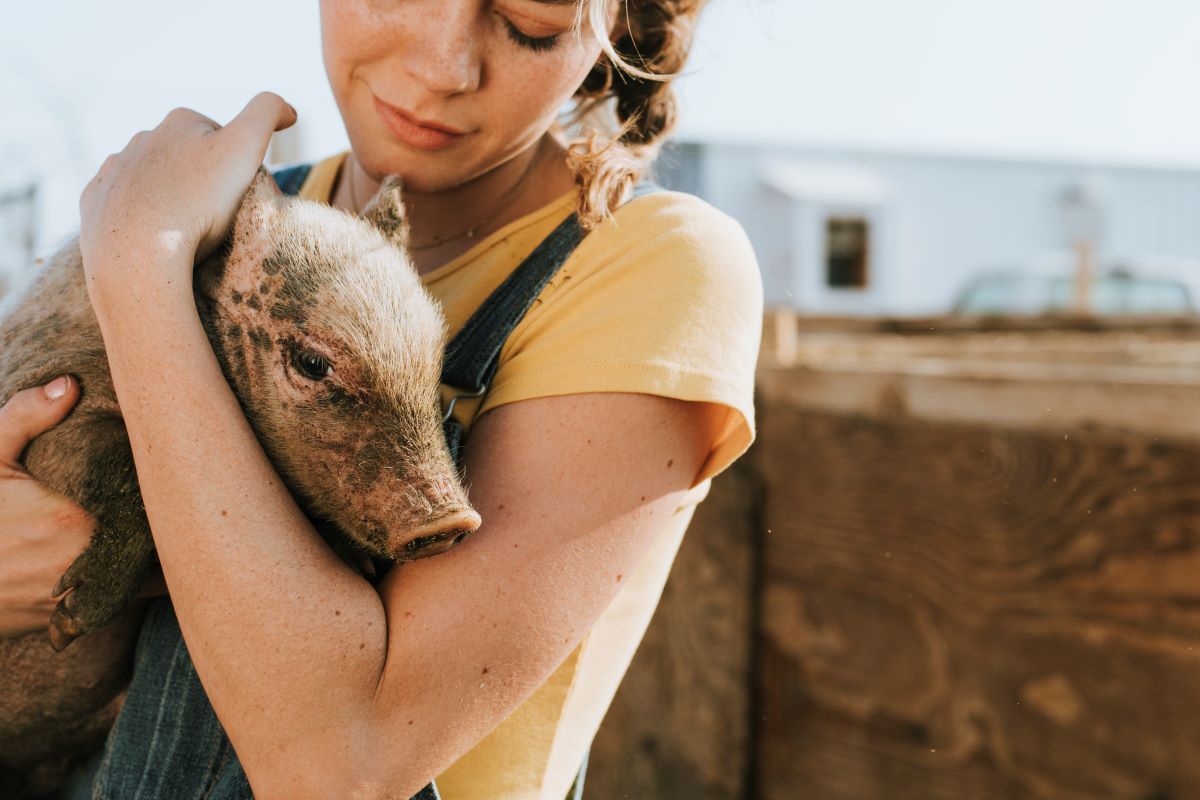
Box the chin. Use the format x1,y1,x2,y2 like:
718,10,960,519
349,135,490,195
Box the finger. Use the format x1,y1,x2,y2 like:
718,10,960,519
0,377,80,466
218,92,298,169
162,106,218,132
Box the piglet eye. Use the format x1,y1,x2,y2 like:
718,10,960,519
292,349,333,381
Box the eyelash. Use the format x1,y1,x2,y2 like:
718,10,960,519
501,17,561,53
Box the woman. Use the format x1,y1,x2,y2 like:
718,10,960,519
0,0,761,797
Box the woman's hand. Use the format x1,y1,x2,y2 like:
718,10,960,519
78,92,297,315
0,378,94,639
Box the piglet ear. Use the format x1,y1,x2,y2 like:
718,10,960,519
363,175,409,249
231,166,281,243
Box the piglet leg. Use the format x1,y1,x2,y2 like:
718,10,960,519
48,418,155,652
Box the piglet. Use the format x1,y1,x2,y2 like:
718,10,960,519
0,168,479,797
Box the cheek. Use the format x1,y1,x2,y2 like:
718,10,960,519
320,0,375,93
480,44,603,138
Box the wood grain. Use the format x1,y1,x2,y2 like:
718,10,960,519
756,391,1200,800
589,321,1200,800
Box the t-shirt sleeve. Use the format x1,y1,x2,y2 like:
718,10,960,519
475,191,764,488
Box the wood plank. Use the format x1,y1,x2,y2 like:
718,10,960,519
780,330,1200,367
758,362,1200,444
770,311,1200,336
756,397,1200,800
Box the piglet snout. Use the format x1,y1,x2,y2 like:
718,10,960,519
397,508,482,559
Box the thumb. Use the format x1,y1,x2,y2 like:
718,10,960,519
0,377,80,468
218,91,298,171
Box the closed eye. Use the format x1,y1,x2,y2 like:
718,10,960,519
500,16,562,52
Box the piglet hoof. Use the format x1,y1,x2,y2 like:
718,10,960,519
48,602,83,652
47,556,125,651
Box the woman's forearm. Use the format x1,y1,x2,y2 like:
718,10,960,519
93,256,388,793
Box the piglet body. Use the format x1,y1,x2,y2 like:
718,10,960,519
0,169,478,796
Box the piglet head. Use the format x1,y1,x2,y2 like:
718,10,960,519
196,168,479,561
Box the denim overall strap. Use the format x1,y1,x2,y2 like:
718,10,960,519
270,163,312,197
441,179,661,463
440,211,582,461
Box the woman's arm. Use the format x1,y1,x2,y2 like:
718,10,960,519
106,307,722,800
194,382,717,800
98,311,721,798
82,96,727,800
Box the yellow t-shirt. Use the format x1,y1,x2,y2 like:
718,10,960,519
297,153,762,799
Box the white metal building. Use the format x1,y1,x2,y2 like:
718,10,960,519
656,141,1200,316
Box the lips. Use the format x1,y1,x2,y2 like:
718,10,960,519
372,95,468,151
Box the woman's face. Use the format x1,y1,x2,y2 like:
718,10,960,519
320,0,613,192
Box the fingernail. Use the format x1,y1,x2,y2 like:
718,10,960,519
44,376,70,401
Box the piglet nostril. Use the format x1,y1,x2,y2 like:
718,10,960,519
396,509,482,559
444,508,482,535
404,530,468,558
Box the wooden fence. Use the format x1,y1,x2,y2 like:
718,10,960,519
588,313,1200,800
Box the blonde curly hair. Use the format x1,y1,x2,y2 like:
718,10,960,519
565,0,706,229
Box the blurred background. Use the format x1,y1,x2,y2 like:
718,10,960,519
9,0,1200,315
7,1,1200,798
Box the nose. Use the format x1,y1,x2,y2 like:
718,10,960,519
396,508,482,559
402,4,481,95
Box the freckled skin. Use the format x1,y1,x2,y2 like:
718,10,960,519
0,169,475,795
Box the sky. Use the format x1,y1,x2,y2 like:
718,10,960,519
681,0,1200,164
6,0,1200,248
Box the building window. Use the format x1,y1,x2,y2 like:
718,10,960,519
825,217,870,289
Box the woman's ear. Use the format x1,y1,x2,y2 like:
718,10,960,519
363,175,409,249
